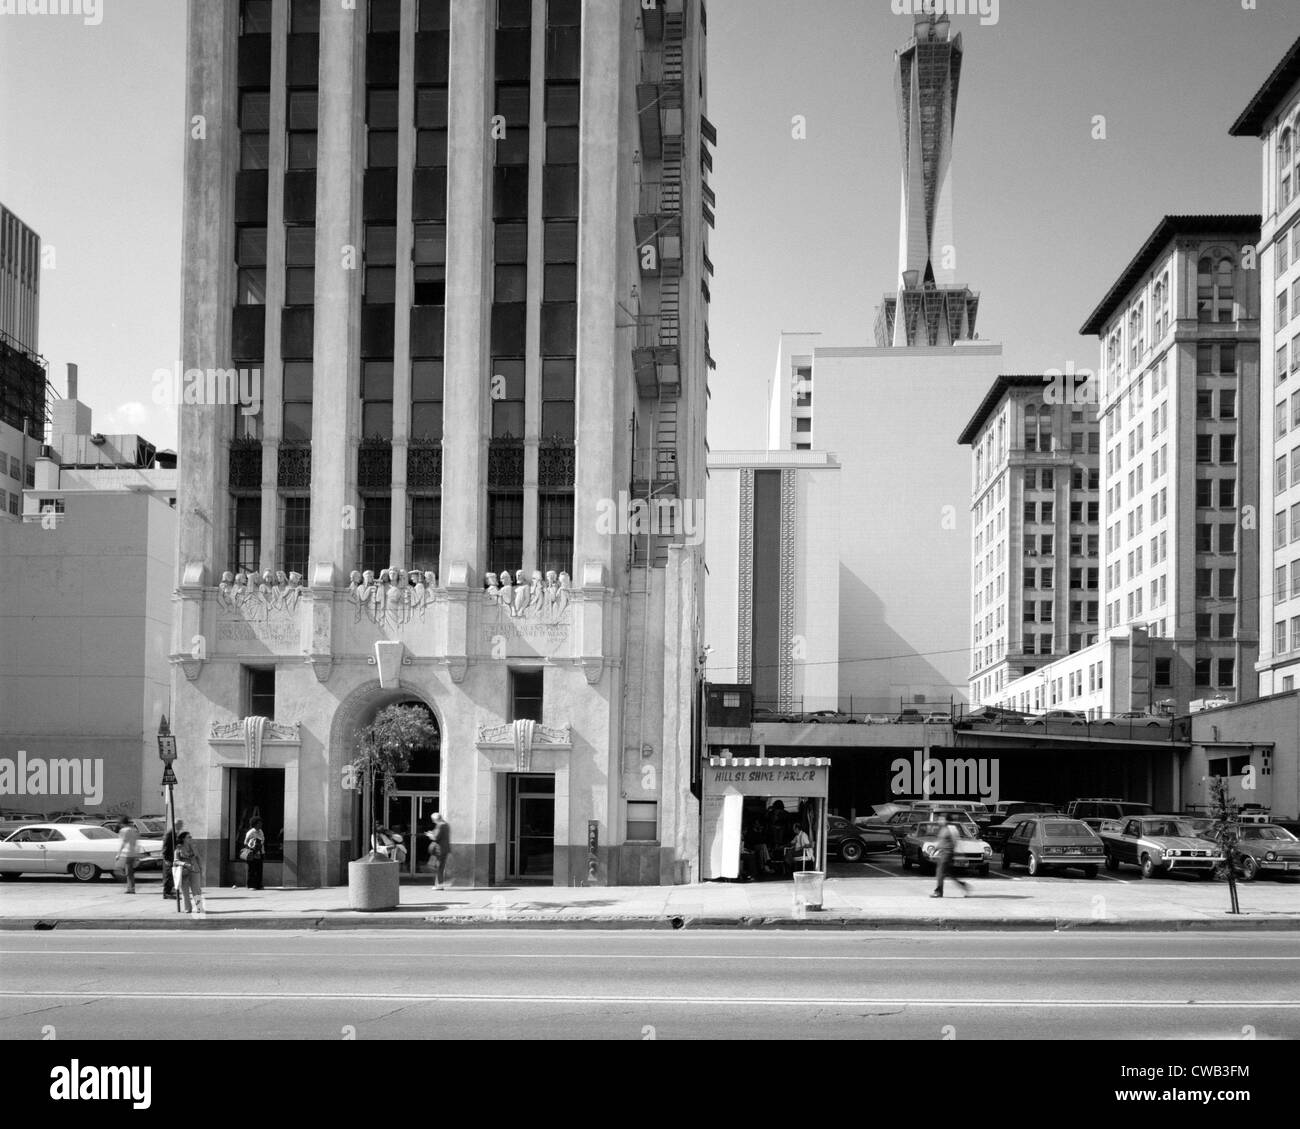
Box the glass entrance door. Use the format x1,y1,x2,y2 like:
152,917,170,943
507,775,555,881
382,793,439,879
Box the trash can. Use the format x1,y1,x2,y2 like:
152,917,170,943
792,869,824,910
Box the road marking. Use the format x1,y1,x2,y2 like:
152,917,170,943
4,951,1300,962
860,862,900,878
0,990,1295,1008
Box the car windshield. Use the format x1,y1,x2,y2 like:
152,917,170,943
918,823,973,838
78,827,115,840
1044,822,1093,838
1243,827,1296,841
1141,821,1198,837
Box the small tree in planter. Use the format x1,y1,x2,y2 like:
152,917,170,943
352,704,440,860
1207,774,1242,915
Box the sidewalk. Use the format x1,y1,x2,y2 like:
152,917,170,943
3,871,1298,930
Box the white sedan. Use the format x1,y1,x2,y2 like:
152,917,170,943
0,823,164,883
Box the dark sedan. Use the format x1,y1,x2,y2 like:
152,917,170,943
827,815,894,862
983,810,1068,850
1001,817,1105,877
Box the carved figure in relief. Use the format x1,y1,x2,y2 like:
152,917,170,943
528,570,545,614
484,573,499,605
497,571,514,613
556,571,571,617
285,572,303,611
258,570,275,613
413,571,428,612
512,570,529,618
347,570,363,606
218,571,237,612
544,570,558,612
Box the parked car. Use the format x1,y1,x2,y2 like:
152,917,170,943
1066,799,1155,831
979,800,1059,829
900,821,993,875
849,818,901,852
806,710,847,723
896,709,925,724
1101,816,1225,879
0,823,164,883
983,810,1069,850
1001,817,1105,877
0,808,46,821
1101,711,1169,728
881,808,929,842
1208,824,1300,881
923,712,951,724
826,815,892,862
1027,709,1087,726
962,705,1026,726
893,809,980,844
910,799,989,815
864,714,894,725
856,802,914,826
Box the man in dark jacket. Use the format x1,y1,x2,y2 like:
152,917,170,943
426,812,451,888
162,819,184,898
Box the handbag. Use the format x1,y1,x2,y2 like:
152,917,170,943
239,847,251,861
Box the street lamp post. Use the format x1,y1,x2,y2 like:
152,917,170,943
157,716,180,913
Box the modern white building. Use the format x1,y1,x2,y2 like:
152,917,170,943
1230,35,1300,697
0,375,176,820
767,336,1002,712
958,374,1101,708
704,450,840,713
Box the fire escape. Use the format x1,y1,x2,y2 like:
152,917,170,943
632,2,686,568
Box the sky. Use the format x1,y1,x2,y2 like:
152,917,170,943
0,0,1296,453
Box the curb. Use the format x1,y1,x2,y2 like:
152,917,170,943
4,914,1300,932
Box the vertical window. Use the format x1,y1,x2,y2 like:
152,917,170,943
247,667,276,717
361,496,392,573
231,495,262,573
287,89,319,170
285,225,315,306
236,226,267,306
239,89,271,171
282,362,314,442
281,497,311,576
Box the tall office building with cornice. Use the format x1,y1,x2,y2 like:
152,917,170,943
171,0,713,888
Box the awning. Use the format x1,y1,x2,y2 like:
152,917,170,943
704,756,830,799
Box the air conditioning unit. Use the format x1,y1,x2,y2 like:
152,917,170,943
1025,550,1038,557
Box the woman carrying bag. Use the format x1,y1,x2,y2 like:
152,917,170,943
173,832,206,916
241,816,266,890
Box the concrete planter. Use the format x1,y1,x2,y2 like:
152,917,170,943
347,855,400,911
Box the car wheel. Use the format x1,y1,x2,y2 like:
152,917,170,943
71,862,101,883
1083,865,1098,879
1240,856,1259,883
1139,854,1156,880
1001,852,1013,872
1104,852,1119,872
1027,853,1041,877
901,854,912,870
839,839,864,864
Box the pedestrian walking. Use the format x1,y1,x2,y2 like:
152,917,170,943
242,816,266,890
426,811,451,888
115,819,142,894
162,819,184,899
173,831,205,916
930,813,970,898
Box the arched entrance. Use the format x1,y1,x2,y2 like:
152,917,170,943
331,682,443,881
377,700,441,880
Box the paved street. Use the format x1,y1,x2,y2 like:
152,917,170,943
1,930,1297,1040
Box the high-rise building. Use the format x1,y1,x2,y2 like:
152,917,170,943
874,13,979,348
0,204,45,523
958,375,1101,708
171,0,713,887
1230,35,1300,696
758,14,1001,713
1082,216,1260,710
996,216,1261,719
